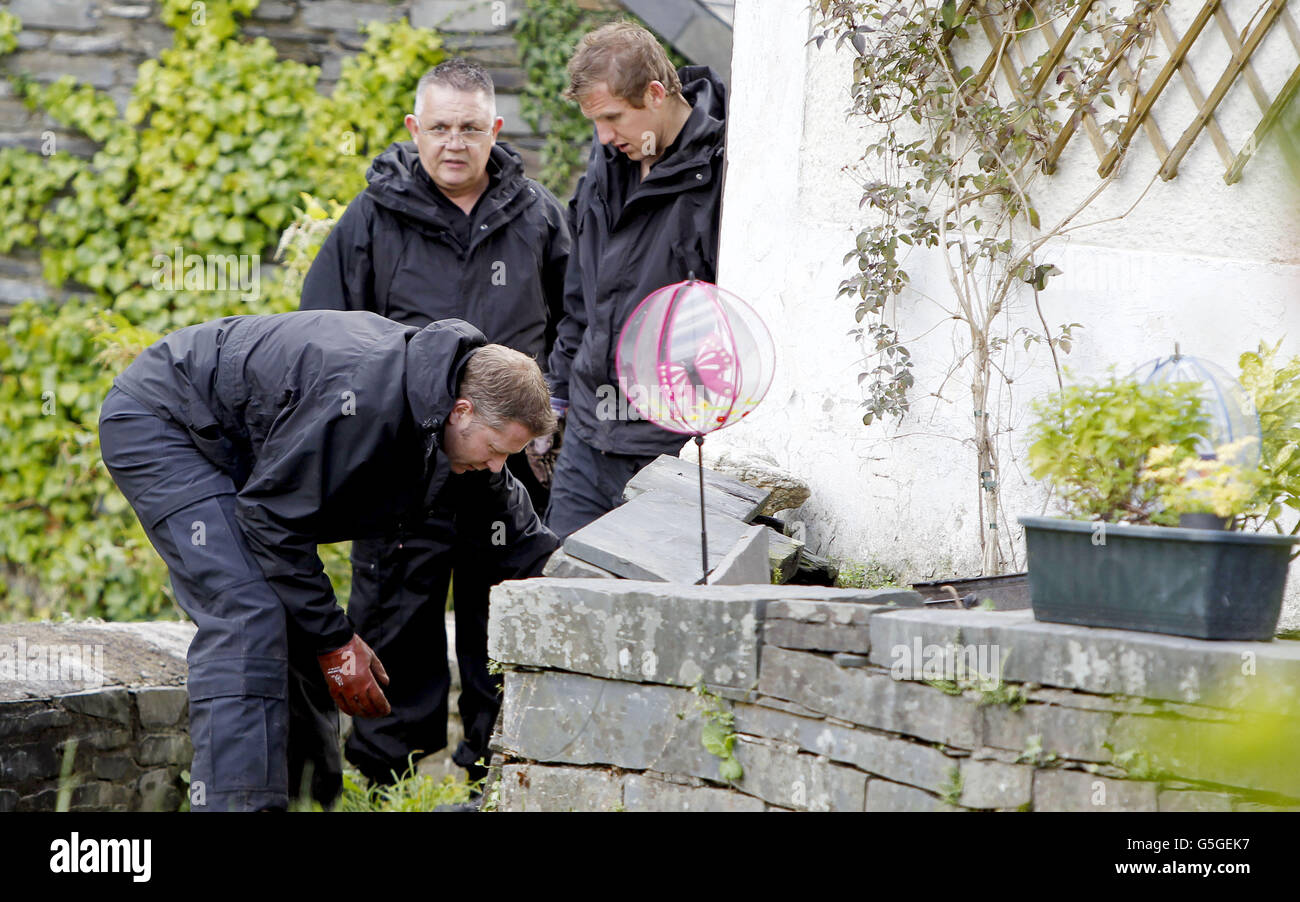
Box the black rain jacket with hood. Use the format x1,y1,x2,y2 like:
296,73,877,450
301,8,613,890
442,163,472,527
548,65,727,456
110,310,557,654
299,141,570,366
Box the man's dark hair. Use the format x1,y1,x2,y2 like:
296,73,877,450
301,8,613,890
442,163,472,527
414,58,496,117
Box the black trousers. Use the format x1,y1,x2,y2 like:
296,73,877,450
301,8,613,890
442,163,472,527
343,453,544,784
98,387,340,811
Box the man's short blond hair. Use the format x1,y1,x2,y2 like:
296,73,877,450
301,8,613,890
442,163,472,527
566,20,681,108
458,345,557,436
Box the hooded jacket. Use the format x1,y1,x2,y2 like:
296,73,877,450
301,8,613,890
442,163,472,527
548,65,727,456
300,141,570,366
111,311,556,653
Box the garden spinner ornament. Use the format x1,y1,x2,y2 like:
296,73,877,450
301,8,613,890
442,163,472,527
615,278,776,582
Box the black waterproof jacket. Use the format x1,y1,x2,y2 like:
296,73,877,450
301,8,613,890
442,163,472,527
548,65,727,456
111,311,557,653
300,141,570,365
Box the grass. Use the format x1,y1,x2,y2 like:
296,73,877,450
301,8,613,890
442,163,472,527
288,755,482,812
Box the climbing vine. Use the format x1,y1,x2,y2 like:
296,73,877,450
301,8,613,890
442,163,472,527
812,0,1162,573
516,0,686,194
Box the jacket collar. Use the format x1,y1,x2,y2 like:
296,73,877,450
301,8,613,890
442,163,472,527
364,140,530,235
404,318,488,432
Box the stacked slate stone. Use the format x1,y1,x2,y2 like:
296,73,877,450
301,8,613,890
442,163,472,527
543,454,831,586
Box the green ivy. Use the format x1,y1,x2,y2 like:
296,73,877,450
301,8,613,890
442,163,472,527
0,3,446,620
515,0,685,195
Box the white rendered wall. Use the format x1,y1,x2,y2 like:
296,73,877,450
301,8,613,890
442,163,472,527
715,0,1300,626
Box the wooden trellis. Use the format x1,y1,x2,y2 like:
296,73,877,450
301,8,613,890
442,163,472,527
953,0,1300,183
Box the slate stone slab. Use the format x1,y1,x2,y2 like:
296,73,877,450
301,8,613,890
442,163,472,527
495,670,726,781
1032,769,1157,812
488,579,763,689
959,759,1033,810
623,773,766,812
757,646,980,748
564,490,752,583
733,703,955,794
767,528,802,583
623,454,770,522
497,764,624,812
867,608,1300,714
732,736,867,811
133,687,189,728
764,598,889,654
866,780,960,812
708,525,769,585
541,549,618,579
981,702,1115,763
0,621,193,702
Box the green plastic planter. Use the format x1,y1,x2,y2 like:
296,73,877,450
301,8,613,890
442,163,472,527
1019,515,1299,640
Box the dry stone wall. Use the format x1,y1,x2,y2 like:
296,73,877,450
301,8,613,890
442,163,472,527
487,578,1300,812
0,621,195,811
0,615,469,809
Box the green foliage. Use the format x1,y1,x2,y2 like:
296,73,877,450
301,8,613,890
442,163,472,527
516,0,598,194
1027,374,1208,523
329,765,477,812
0,10,21,55
940,765,963,806
1141,442,1259,521
1237,340,1300,538
693,681,744,783
515,0,684,195
0,2,446,620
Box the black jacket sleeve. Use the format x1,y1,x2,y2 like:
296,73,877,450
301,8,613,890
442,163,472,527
453,467,559,579
546,177,588,404
299,196,378,313
233,401,383,654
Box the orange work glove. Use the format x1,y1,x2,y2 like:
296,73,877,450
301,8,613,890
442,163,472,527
317,634,391,718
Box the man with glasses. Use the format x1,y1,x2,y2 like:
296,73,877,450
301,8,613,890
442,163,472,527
299,58,569,796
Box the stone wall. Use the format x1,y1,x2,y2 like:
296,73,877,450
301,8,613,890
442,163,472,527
0,614,469,809
487,579,1300,812
0,621,195,811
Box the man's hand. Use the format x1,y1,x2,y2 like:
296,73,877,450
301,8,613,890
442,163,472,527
317,634,391,718
526,410,565,486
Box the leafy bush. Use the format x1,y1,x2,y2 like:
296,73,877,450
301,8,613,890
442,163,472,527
0,3,446,620
1238,340,1300,536
1027,374,1208,523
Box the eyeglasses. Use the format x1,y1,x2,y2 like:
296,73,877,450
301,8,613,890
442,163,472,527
416,124,494,146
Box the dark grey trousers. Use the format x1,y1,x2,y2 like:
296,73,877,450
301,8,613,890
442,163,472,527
98,386,340,811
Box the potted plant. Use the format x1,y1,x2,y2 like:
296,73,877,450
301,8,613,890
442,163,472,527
1020,368,1298,641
